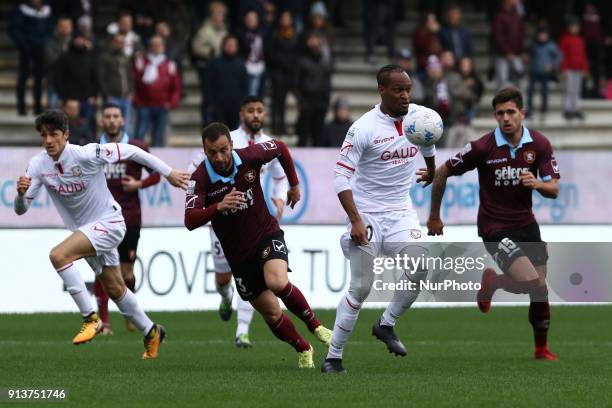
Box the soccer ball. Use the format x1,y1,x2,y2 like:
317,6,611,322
403,106,444,147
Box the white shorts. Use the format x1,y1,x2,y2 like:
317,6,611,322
340,209,423,258
210,228,231,272
79,214,126,275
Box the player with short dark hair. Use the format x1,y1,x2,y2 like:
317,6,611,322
184,122,332,368
427,86,560,360
93,103,161,335
15,109,189,359
322,64,436,374
188,96,287,348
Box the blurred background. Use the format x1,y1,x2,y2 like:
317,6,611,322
1,0,611,312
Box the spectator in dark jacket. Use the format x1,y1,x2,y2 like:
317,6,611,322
457,56,483,122
266,10,298,134
98,34,135,134
491,0,525,90
295,32,332,147
9,0,53,115
63,99,94,145
439,4,473,60
44,16,73,109
582,3,604,98
527,27,561,116
208,34,248,130
62,99,95,146
321,97,353,147
396,48,424,104
191,1,228,125
51,0,85,26
133,35,182,146
54,35,98,134
412,12,442,75
239,10,267,97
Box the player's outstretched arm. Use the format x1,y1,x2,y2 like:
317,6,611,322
100,143,190,189
427,164,450,236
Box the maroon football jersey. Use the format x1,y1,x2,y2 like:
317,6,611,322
185,140,298,267
445,127,560,237
103,138,160,226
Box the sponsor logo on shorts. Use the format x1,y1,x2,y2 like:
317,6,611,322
71,166,82,176
523,150,536,164
410,229,422,239
92,223,108,235
261,246,271,259
260,140,277,151
272,239,287,254
244,169,257,183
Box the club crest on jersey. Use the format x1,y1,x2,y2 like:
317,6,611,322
272,240,287,254
410,229,422,239
261,246,271,259
260,140,277,151
71,165,82,176
244,169,257,183
523,150,536,164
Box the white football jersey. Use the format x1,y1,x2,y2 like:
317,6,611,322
188,127,288,199
22,143,171,231
334,104,435,213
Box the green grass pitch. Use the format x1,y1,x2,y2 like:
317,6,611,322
1,306,611,407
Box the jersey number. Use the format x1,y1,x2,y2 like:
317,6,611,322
235,278,247,294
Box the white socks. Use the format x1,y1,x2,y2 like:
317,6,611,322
326,293,362,359
236,297,254,337
380,272,420,327
216,281,234,304
56,263,94,317
114,289,154,335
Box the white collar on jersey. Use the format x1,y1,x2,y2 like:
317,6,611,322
375,103,405,122
494,126,532,159
238,126,265,143
205,151,242,184
99,132,129,145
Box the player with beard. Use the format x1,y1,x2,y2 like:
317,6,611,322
185,122,332,368
188,96,288,348
94,103,161,335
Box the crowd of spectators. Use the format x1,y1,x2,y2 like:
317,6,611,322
7,0,612,148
